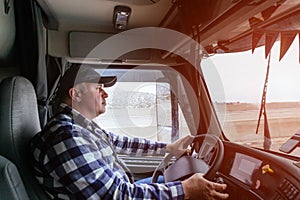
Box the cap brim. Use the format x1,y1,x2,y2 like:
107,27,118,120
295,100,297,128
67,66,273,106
99,76,117,87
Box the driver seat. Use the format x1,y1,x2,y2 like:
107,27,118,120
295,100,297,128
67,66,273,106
0,76,50,199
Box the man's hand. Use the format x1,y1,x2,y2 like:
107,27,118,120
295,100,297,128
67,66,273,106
182,173,229,200
166,135,194,158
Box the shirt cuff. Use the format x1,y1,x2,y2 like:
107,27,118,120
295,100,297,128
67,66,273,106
165,181,185,200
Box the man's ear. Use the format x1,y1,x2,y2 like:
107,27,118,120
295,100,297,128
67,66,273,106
69,88,81,102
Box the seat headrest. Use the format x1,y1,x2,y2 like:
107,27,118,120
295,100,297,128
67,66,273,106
0,76,41,162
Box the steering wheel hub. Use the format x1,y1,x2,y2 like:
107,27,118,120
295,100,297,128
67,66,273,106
152,134,224,183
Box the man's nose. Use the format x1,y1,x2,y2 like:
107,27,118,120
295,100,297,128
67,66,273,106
102,90,108,98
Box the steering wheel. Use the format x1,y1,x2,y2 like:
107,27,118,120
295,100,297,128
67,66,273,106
151,134,224,183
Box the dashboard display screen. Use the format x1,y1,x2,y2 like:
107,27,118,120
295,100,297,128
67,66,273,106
230,153,262,185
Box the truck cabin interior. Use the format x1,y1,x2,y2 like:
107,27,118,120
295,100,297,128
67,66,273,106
0,0,299,200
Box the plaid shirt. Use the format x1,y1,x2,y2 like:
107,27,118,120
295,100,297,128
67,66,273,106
30,104,185,200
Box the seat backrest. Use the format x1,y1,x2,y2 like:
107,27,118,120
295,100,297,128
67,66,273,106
0,76,50,199
0,155,29,200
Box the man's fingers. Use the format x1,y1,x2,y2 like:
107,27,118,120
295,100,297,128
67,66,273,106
212,183,229,199
213,191,229,200
213,183,227,191
186,149,192,156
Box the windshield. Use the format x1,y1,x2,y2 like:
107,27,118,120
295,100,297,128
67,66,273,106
202,38,300,157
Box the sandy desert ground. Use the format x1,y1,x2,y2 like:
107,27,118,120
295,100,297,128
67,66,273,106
220,102,300,156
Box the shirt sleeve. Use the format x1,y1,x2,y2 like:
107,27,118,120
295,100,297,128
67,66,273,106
45,129,184,200
108,132,167,156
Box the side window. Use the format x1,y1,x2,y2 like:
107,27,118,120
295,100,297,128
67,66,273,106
94,82,191,143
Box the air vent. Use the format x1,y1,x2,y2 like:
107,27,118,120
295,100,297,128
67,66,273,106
278,179,299,200
273,192,284,200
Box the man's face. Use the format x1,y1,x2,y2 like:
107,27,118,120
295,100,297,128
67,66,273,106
76,82,108,119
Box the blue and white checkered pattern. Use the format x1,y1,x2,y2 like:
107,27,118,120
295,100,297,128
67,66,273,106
30,104,185,199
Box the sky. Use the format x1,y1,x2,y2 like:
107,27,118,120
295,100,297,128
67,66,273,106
202,36,300,103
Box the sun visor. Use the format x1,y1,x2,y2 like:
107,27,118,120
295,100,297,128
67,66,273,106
69,31,151,61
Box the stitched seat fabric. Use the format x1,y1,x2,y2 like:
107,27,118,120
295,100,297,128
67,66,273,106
0,76,50,199
0,155,29,200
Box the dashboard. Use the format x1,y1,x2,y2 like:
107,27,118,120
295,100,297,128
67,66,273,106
217,141,300,200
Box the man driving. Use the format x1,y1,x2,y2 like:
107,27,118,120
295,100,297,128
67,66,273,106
30,64,229,200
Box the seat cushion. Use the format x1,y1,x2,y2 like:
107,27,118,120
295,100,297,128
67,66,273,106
0,155,29,200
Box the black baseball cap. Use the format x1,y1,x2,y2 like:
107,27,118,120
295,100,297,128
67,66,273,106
56,64,117,97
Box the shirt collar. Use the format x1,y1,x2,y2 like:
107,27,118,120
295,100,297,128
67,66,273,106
59,103,92,129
